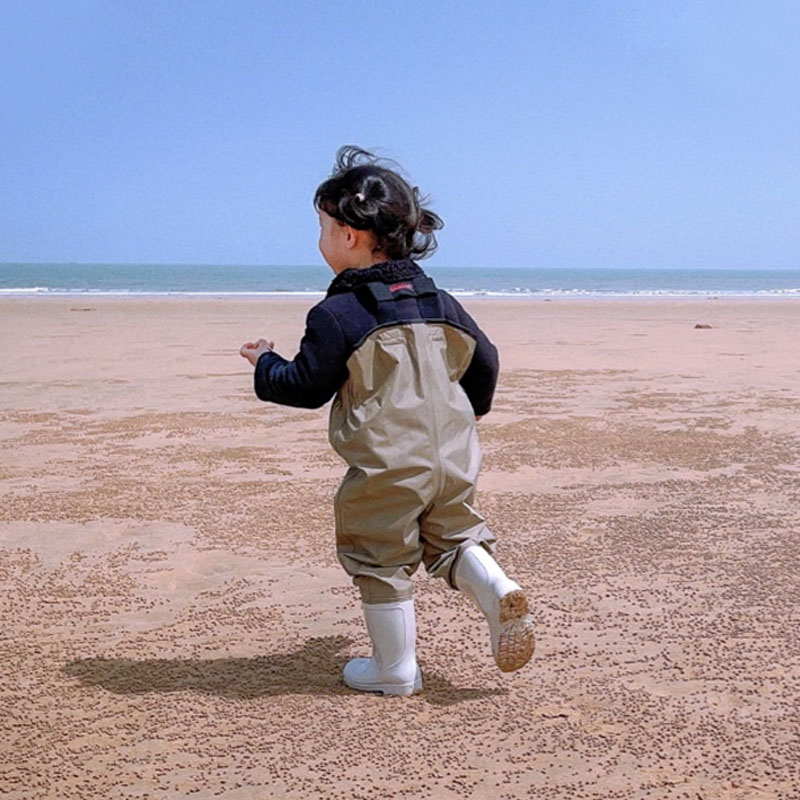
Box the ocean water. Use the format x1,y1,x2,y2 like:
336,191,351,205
1,262,799,298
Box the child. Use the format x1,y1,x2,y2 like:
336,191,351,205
240,146,534,696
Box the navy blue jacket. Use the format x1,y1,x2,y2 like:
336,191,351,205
254,260,499,416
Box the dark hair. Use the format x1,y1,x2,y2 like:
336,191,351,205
314,146,443,261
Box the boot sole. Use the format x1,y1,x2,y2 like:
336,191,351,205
496,590,536,672
343,673,423,697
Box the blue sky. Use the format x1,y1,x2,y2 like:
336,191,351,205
2,1,799,269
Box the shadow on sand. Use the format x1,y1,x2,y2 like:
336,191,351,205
63,634,505,707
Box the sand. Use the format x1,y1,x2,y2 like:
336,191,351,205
1,296,798,799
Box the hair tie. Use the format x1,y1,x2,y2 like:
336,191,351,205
355,192,365,203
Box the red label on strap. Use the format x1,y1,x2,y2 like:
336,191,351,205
389,282,412,292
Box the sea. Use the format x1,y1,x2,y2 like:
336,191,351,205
1,262,800,299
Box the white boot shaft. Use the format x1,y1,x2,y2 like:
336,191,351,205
343,599,422,696
455,544,521,621
455,545,535,672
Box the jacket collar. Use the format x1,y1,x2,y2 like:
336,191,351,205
326,259,425,297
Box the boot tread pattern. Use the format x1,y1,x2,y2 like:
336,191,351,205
497,590,535,672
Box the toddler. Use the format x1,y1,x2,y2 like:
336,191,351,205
240,146,534,695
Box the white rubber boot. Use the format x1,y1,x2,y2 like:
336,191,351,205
454,545,535,672
343,599,423,696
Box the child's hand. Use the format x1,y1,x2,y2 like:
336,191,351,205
239,338,275,366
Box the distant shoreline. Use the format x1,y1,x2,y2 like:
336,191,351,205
3,293,800,304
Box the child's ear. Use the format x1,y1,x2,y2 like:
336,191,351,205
344,226,360,250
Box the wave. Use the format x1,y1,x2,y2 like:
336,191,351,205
447,287,800,298
0,288,327,297
3,286,800,298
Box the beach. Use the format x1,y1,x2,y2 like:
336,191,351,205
1,296,798,799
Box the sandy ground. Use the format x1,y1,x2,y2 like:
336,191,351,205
1,296,798,800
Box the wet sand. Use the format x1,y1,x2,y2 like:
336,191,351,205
1,297,799,799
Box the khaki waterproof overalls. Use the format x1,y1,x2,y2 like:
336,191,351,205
329,280,496,604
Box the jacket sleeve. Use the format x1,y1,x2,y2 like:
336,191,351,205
451,300,500,416
253,303,348,408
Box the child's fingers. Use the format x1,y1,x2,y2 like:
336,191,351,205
239,339,273,360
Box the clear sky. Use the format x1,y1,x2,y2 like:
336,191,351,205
2,1,799,269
